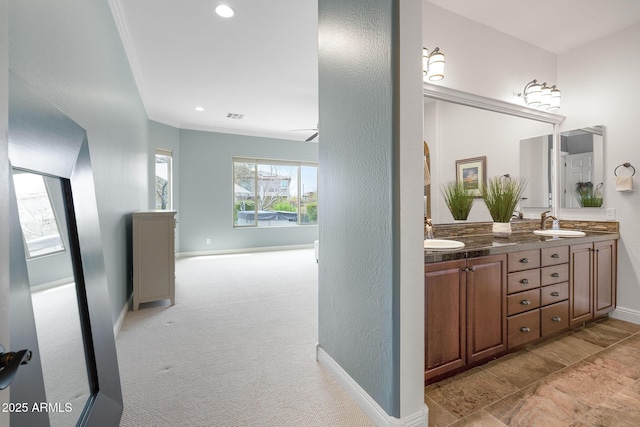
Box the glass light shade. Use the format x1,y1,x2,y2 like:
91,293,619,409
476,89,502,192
548,87,561,111
215,4,234,18
540,84,552,100
427,51,445,81
525,82,542,106
538,85,551,109
423,48,430,81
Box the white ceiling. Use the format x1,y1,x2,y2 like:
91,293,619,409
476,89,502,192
109,0,640,142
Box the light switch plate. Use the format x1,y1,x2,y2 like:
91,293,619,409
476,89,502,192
605,208,616,220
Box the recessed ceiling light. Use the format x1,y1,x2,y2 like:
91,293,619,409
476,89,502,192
195,106,205,112
215,4,234,18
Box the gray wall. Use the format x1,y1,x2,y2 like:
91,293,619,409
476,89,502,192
318,0,400,417
9,0,150,323
178,129,319,253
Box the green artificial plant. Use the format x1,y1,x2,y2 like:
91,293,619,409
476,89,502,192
480,176,527,223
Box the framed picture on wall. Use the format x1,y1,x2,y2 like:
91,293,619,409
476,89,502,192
456,156,486,197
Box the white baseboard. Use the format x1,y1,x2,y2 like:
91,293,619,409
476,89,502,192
113,295,132,337
610,306,640,325
177,243,314,258
316,345,427,427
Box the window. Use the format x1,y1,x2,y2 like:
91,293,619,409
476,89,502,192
13,171,65,258
233,158,318,227
155,148,173,209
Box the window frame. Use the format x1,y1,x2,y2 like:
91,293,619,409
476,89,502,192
155,148,173,210
13,171,67,259
232,157,318,228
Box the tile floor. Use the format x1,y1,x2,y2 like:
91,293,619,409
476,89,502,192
424,317,640,426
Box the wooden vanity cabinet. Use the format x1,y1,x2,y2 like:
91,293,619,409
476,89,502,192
594,240,617,316
506,246,570,349
466,255,507,364
425,255,507,381
424,259,466,380
426,238,617,384
569,240,617,326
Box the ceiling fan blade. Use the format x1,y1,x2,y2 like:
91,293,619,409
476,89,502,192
305,132,319,142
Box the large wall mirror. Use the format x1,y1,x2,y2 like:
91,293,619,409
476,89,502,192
424,84,564,224
519,125,605,210
8,72,122,427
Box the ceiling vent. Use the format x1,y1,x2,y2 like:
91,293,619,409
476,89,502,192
226,113,244,120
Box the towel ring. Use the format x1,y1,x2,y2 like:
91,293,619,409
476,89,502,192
614,163,635,176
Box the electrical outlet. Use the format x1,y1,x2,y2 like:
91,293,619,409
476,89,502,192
206,238,211,245
605,208,616,221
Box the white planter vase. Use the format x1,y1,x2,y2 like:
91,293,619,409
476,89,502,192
492,222,512,238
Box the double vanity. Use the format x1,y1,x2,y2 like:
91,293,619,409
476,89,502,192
423,220,618,384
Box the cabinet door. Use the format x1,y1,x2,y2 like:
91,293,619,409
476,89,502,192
425,260,466,381
570,243,593,326
467,254,507,364
594,240,617,316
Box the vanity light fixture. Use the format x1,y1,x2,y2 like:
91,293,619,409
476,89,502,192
519,79,561,111
195,106,205,112
423,47,445,81
215,4,234,18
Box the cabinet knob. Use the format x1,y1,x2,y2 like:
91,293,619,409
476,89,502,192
520,300,531,305
551,272,560,278
520,279,529,284
520,258,530,263
552,316,562,322
551,253,560,258
520,327,531,333
551,291,560,297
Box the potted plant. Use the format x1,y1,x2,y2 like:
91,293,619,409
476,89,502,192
575,182,603,207
441,181,474,221
480,175,527,237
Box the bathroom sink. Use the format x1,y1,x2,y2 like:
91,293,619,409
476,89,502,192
424,239,465,251
533,229,586,238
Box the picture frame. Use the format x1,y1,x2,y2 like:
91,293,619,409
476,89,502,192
455,156,486,197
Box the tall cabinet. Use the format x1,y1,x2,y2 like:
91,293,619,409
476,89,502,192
132,210,177,310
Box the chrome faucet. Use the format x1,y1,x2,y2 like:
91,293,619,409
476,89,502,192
539,210,558,230
425,218,434,239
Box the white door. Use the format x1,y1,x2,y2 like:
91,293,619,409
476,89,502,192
564,152,593,208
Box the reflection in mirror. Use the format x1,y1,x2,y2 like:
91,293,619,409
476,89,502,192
519,135,554,209
13,169,90,427
561,126,604,208
425,98,554,223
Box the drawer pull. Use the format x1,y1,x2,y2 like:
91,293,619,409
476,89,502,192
520,300,531,305
551,273,560,278
520,258,530,264
520,327,531,333
551,291,560,297
520,279,530,284
552,316,562,322
551,253,560,258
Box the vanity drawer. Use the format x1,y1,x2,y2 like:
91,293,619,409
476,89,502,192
507,269,541,294
541,246,569,267
541,263,569,286
508,250,541,272
507,289,541,316
508,309,541,349
541,282,569,306
541,300,569,337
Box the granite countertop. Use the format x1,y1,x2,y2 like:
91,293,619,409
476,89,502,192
424,230,620,264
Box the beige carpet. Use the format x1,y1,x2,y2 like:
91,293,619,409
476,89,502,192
116,249,374,426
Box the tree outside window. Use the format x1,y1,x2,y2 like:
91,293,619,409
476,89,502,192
155,148,173,210
233,158,318,227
